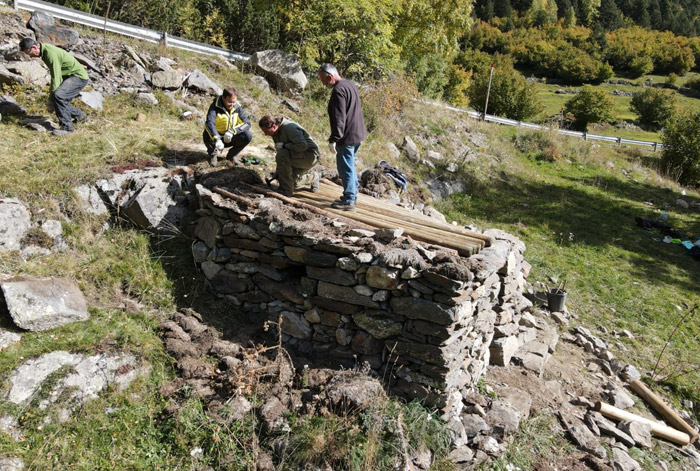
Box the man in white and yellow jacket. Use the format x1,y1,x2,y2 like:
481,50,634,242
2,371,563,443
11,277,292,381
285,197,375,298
203,87,252,166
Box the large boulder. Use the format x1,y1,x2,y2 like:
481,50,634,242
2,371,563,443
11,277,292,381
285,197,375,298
184,69,222,96
0,95,27,117
250,49,308,93
27,11,80,49
0,199,31,252
5,61,50,87
151,69,182,90
75,168,193,232
425,177,467,199
0,277,89,331
0,64,26,86
79,90,104,111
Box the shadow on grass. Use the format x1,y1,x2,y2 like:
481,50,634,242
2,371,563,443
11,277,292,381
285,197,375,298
447,172,700,293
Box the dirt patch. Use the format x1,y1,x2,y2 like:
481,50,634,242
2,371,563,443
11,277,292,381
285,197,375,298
487,340,607,412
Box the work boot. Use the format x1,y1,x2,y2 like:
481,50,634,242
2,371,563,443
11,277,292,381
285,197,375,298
310,172,320,193
209,152,218,167
331,199,355,211
51,127,73,136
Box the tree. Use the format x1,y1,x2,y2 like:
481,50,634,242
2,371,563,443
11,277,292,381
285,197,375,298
468,58,543,120
279,0,400,76
630,88,676,130
528,0,558,26
661,112,700,187
563,85,615,130
596,0,624,30
393,0,474,94
578,0,601,26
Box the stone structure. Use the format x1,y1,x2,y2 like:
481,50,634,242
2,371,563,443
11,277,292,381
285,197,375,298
191,182,535,421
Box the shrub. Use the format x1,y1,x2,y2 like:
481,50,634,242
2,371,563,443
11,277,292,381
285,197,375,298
513,131,561,161
360,74,418,132
563,85,615,131
443,65,472,108
468,59,542,121
685,76,700,92
630,88,677,130
665,73,678,87
661,111,700,187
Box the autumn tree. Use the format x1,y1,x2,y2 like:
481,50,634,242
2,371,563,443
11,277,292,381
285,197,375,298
630,88,676,130
564,86,615,130
468,58,542,120
661,111,700,187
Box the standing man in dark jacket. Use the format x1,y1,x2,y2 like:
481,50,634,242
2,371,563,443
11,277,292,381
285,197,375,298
203,87,252,166
318,63,367,211
20,38,89,136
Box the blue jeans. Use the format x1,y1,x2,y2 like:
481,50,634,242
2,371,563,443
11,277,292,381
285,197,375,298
336,143,360,203
52,76,88,131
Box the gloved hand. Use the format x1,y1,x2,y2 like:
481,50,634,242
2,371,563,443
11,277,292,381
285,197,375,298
223,130,234,144
215,138,224,151
275,141,285,150
328,142,336,154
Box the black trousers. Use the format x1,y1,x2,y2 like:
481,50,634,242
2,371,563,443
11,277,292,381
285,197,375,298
202,129,253,159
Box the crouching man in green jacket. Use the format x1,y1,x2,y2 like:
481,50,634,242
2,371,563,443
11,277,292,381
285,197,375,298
259,115,320,196
20,38,89,135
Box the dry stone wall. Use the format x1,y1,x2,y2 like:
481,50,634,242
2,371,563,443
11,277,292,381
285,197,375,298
191,183,533,414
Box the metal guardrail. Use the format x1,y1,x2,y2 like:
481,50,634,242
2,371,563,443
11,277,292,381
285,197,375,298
422,99,663,151
14,0,250,63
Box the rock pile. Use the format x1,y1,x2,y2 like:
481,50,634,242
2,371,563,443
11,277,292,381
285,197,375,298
0,9,308,128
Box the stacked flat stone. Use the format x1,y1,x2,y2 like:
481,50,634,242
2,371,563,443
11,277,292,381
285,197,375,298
191,185,532,413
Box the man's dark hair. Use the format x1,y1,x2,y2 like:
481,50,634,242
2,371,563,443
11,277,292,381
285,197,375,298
19,38,38,52
222,87,237,98
259,115,281,128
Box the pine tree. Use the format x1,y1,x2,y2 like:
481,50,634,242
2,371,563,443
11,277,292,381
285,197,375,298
648,0,662,29
494,0,513,18
597,0,624,30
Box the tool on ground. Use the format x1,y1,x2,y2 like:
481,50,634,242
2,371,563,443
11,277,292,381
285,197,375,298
265,173,278,186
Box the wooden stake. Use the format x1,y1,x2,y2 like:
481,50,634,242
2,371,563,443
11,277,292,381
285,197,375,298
595,401,690,446
629,379,699,443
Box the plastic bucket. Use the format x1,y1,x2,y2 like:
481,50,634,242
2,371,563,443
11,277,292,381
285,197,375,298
547,289,567,312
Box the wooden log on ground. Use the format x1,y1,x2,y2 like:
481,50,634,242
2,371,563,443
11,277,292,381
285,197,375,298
595,401,691,446
629,379,699,443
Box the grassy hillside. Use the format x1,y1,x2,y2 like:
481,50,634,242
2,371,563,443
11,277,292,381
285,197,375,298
1,18,700,470
533,73,700,142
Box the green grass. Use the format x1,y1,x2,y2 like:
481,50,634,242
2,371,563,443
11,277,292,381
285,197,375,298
436,125,700,405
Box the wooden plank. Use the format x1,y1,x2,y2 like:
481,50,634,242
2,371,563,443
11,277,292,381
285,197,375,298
313,180,492,246
294,194,481,256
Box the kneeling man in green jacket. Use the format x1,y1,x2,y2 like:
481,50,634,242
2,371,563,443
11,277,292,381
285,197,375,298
259,115,320,197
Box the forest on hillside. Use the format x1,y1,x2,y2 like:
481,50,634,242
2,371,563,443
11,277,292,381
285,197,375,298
45,0,700,122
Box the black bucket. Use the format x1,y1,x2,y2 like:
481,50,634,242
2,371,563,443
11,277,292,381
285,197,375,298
547,289,567,312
